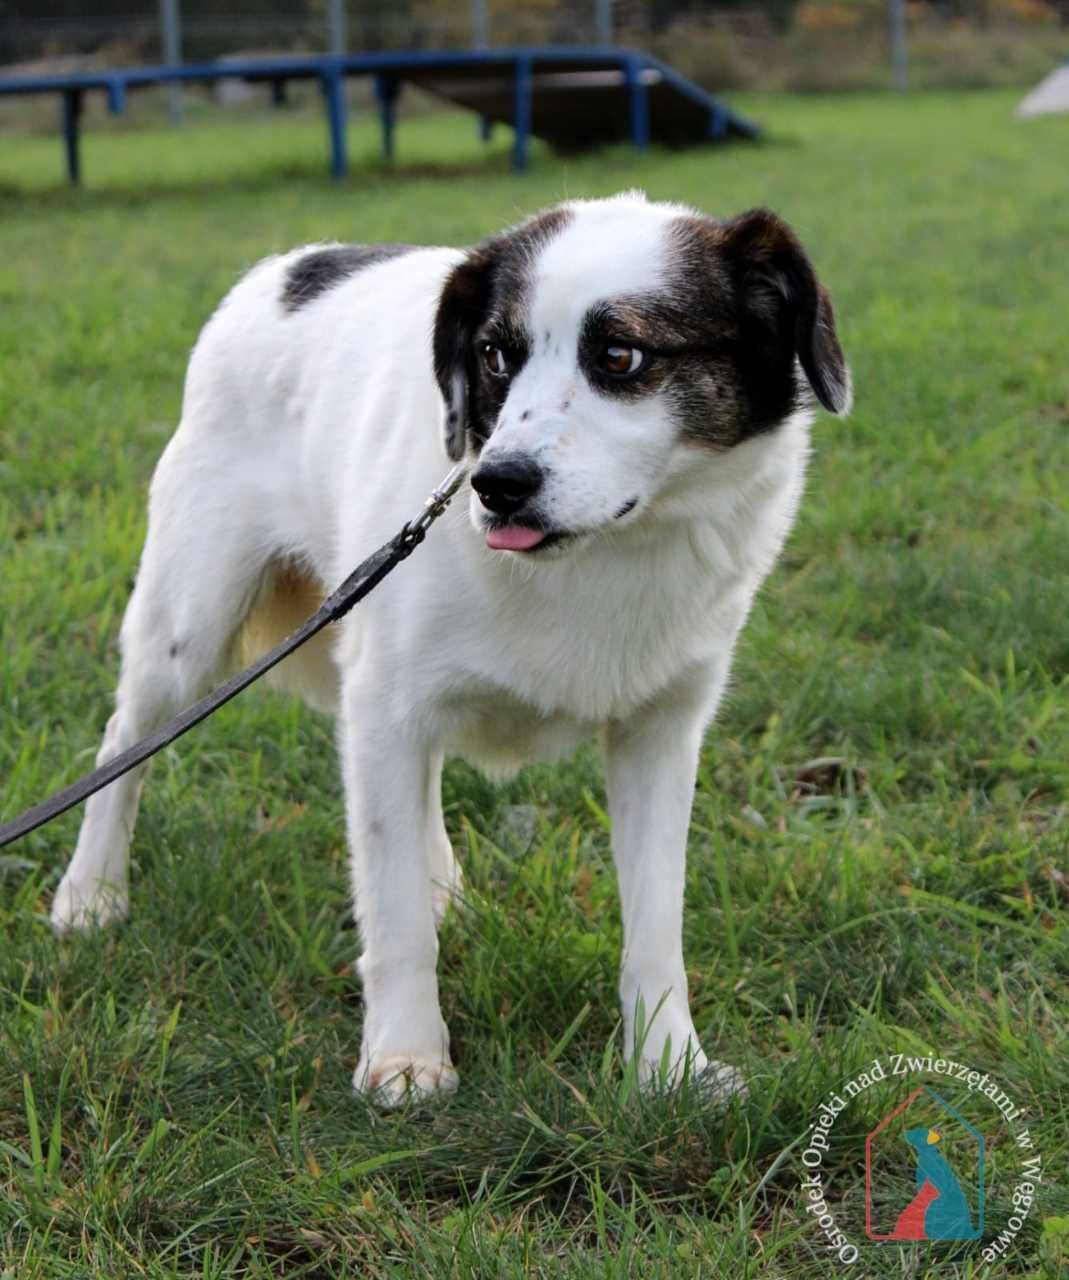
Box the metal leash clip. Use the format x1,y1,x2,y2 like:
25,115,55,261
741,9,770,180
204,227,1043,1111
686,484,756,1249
400,463,468,547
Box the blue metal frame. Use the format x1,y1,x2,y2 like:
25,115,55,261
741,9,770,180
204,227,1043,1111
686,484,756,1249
318,66,347,179
624,55,650,152
511,55,533,172
374,73,400,161
0,47,759,187
61,90,82,184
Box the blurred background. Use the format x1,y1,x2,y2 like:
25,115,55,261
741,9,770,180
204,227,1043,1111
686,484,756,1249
3,0,1066,95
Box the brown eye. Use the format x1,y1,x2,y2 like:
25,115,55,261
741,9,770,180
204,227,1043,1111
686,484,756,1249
601,344,644,377
482,344,508,378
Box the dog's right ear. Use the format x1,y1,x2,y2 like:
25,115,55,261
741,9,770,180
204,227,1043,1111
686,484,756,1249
432,249,495,462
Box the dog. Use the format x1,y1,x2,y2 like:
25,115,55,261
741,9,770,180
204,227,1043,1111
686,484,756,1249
50,192,850,1106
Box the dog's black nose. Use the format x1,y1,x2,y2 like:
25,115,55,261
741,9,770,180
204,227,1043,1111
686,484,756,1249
471,458,544,517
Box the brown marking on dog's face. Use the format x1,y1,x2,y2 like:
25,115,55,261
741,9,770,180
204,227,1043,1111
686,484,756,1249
437,200,848,479
432,207,574,459
557,208,848,454
660,210,850,447
575,294,746,450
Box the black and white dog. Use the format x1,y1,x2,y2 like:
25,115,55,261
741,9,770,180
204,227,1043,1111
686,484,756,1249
52,192,850,1105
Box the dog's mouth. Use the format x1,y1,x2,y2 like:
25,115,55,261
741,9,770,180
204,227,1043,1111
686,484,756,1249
484,523,570,553
482,496,640,554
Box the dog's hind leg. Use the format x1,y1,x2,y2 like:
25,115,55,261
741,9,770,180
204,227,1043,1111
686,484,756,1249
427,749,464,926
51,435,271,933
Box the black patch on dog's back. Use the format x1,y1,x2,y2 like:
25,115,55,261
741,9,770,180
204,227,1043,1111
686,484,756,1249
281,244,415,312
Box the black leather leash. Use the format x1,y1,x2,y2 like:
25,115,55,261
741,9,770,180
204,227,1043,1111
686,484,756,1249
0,464,467,849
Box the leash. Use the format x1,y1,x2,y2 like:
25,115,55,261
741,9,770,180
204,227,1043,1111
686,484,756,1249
0,464,468,849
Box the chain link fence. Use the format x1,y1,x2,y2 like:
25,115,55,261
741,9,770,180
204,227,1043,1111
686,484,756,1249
2,0,1066,91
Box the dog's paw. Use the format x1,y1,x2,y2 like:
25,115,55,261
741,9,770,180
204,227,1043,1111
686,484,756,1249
353,1054,459,1109
636,1042,748,1102
696,1058,749,1102
50,875,128,934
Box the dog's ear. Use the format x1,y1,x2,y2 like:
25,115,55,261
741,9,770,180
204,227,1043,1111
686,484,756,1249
719,208,851,416
432,248,495,461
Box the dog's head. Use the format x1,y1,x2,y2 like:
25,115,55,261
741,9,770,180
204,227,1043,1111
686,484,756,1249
433,192,850,555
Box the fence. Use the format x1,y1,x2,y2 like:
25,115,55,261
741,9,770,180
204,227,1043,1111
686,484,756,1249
2,0,1066,92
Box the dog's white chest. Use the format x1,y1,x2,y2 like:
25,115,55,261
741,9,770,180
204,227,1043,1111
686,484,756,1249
422,518,759,769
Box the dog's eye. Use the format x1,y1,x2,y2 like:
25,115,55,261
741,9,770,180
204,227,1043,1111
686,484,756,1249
601,344,644,377
482,344,509,378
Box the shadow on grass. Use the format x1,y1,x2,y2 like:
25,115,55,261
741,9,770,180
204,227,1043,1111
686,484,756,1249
0,131,792,212
0,152,521,212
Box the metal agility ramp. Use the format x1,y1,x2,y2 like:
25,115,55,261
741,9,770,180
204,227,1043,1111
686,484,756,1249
400,48,758,168
0,46,758,185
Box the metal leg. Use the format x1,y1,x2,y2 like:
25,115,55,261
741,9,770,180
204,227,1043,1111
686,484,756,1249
61,89,83,185
105,78,126,116
479,115,493,142
320,69,347,179
625,58,649,153
374,74,400,161
511,56,532,173
271,78,288,108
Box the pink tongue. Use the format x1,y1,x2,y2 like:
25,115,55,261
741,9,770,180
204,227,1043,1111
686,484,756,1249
486,525,546,552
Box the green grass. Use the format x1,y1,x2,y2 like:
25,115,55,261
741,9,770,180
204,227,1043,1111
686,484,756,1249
1,92,1068,1278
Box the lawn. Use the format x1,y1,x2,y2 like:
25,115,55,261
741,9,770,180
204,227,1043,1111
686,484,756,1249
1,91,1067,1278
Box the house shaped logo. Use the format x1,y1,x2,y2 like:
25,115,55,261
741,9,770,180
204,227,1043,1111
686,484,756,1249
865,1085,985,1241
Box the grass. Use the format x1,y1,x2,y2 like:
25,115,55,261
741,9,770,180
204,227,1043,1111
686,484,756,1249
1,92,1068,1278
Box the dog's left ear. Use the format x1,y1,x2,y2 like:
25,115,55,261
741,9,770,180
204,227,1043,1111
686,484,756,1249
719,208,851,416
432,249,495,461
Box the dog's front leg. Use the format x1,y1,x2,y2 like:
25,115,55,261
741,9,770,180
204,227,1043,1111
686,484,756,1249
605,687,745,1099
342,680,456,1107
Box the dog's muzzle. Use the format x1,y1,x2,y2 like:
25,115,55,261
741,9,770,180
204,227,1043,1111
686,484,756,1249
470,457,553,551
